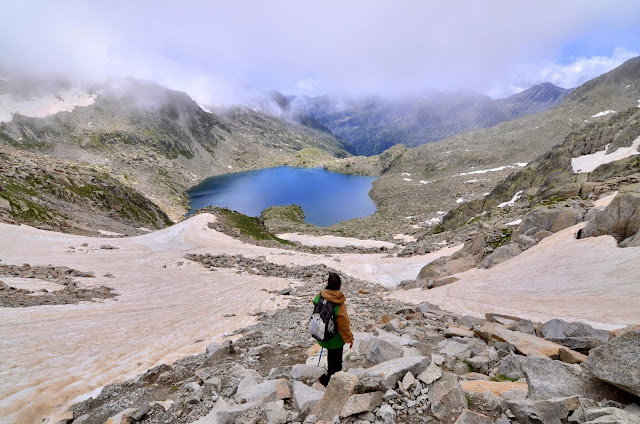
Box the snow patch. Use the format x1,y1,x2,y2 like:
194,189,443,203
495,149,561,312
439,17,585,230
0,88,99,123
497,190,523,208
571,137,640,173
403,178,413,182
456,198,465,204
458,163,526,176
425,217,443,226
464,179,479,183
505,219,522,226
401,172,411,177
419,180,428,184
591,110,616,118
436,211,446,215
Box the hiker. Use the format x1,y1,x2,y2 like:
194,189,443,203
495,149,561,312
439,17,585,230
312,272,353,387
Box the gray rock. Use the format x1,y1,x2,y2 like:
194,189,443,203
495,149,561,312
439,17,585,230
311,371,358,421
521,357,630,402
478,243,522,269
583,330,640,397
453,409,492,424
376,404,396,424
235,378,286,404
541,319,610,352
503,396,580,424
263,400,288,424
360,356,430,389
439,339,470,358
292,381,324,412
519,204,586,235
427,372,467,420
383,389,398,401
579,187,640,246
401,371,416,390
339,392,384,418
492,354,525,381
0,196,11,212
359,337,404,364
373,328,417,346
580,406,640,424
466,355,490,374
417,361,443,385
290,364,325,381
515,234,538,250
131,401,150,421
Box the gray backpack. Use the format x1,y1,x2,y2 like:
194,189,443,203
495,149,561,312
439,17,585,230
309,296,336,341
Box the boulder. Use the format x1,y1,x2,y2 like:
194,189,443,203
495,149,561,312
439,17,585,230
518,204,586,235
453,409,493,424
376,403,396,424
263,400,288,424
558,347,588,365
290,364,325,381
466,355,490,374
439,339,470,358
192,399,259,424
310,371,358,421
235,378,287,404
372,328,417,346
360,356,430,389
292,381,324,412
359,337,404,364
582,330,640,397
478,243,522,269
579,185,640,246
459,380,528,397
493,353,526,380
540,319,610,352
427,372,468,420
339,391,384,418
417,361,443,385
521,357,631,403
446,325,475,338
475,322,583,361
503,396,580,424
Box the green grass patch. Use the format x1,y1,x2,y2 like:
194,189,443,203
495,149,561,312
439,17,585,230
492,374,520,382
489,228,513,249
216,207,293,245
463,359,478,373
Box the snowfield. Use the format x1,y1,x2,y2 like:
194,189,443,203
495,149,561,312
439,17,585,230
0,214,456,423
0,88,99,123
571,136,640,173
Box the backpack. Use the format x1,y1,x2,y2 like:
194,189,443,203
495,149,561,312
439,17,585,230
309,295,337,341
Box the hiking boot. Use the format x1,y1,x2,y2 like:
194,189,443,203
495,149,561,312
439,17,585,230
318,374,329,387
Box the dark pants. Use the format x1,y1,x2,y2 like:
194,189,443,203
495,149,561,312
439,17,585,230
326,346,343,383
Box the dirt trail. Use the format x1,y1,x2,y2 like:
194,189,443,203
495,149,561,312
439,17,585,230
0,214,450,424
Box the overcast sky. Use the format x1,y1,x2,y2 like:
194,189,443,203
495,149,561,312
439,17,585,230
2,1,640,104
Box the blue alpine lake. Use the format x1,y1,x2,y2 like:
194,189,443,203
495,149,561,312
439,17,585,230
187,166,377,226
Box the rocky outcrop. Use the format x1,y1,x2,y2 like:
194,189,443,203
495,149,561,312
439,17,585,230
540,318,610,352
0,145,172,236
521,357,631,402
583,330,640,397
578,184,640,246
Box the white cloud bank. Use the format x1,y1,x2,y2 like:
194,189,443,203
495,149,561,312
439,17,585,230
1,1,639,103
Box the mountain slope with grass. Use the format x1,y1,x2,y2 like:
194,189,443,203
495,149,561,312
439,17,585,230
0,78,351,220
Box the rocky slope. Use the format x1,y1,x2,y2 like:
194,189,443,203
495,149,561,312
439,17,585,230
67,263,640,424
308,56,640,241
280,82,571,156
0,145,173,235
0,78,351,220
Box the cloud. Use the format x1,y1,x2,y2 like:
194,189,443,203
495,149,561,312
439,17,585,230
490,48,640,98
1,0,639,103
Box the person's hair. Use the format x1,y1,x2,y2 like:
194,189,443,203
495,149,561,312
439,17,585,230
326,272,341,290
